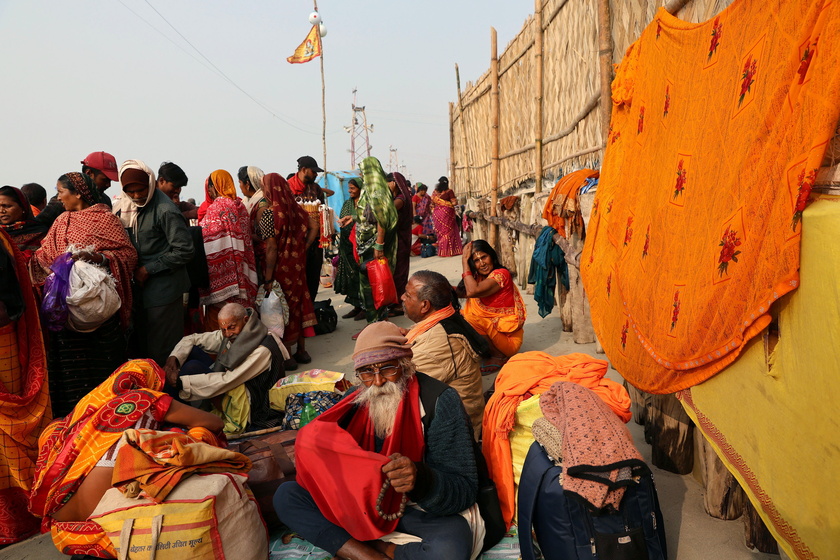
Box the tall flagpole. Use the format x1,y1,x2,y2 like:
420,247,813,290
314,0,326,174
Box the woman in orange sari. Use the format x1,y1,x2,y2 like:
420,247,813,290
0,229,51,545
29,359,223,558
460,240,526,369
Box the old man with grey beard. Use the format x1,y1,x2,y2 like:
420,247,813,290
275,321,480,560
402,270,489,439
164,302,285,433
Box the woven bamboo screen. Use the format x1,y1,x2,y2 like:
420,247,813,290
451,0,736,198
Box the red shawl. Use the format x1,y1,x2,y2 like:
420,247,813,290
295,376,425,540
32,204,137,328
263,173,316,343
199,196,257,308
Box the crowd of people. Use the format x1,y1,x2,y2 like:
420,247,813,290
0,149,529,558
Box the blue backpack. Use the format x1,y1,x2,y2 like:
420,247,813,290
518,442,667,560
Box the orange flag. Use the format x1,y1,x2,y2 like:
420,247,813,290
287,25,321,64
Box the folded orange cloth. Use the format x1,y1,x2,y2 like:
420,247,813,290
112,428,251,503
481,351,630,527
542,169,599,238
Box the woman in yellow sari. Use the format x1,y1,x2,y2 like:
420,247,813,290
460,240,526,370
29,359,223,558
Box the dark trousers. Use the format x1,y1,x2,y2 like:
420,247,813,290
165,347,214,401
137,297,184,367
305,244,323,304
274,482,472,560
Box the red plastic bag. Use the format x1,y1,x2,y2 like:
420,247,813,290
367,258,397,309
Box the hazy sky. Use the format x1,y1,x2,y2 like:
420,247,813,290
0,1,534,203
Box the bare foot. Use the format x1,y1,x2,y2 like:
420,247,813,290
335,538,391,560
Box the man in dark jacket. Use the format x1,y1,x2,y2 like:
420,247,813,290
274,321,478,560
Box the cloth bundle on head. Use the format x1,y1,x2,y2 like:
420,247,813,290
352,321,413,369
116,160,156,230
63,172,99,207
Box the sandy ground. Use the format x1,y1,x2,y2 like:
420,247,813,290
1,252,780,560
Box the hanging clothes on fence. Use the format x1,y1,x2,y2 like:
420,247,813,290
528,226,569,318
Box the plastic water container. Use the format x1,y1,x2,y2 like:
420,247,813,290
299,396,317,427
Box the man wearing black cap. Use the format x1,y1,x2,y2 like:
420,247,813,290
288,156,334,304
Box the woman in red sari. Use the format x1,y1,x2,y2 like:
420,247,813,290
431,176,463,257
263,173,319,367
0,185,48,262
460,240,526,368
198,169,258,330
31,172,138,417
0,229,51,544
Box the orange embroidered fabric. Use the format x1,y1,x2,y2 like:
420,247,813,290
481,352,631,528
581,0,840,393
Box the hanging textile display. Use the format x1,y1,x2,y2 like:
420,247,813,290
580,0,840,393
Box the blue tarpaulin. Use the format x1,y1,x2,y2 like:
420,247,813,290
318,170,361,212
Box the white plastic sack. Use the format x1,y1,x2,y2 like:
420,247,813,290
258,283,288,339
65,260,121,332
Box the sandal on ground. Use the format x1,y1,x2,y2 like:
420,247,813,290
354,310,367,321
351,330,363,340
283,358,298,371
293,351,312,364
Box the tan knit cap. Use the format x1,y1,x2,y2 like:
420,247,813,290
352,321,413,369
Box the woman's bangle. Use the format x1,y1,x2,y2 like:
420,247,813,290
373,242,385,251
462,271,472,278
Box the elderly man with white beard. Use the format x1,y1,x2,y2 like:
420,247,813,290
274,321,480,560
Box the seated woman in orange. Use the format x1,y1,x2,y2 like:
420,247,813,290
29,359,224,558
460,240,526,365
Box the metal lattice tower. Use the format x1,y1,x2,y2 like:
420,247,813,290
388,146,399,173
345,88,373,169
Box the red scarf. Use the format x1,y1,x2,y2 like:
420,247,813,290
295,376,425,540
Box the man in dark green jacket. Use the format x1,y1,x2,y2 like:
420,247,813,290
115,159,194,366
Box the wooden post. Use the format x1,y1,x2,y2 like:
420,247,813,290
449,102,456,191
534,0,545,194
597,0,613,144
490,27,500,248
455,64,473,196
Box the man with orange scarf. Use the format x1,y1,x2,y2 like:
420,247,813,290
275,322,478,560
402,270,488,439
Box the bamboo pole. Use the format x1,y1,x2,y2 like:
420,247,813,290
597,0,613,145
449,102,456,192
534,0,544,194
664,0,693,15
490,27,500,248
455,64,473,196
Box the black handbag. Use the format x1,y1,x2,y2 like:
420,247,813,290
313,299,338,335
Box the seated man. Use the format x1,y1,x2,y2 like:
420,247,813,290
165,302,285,433
402,270,489,439
275,321,479,560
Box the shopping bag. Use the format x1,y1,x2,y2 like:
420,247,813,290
367,257,398,309
66,260,121,332
41,252,74,332
258,284,287,339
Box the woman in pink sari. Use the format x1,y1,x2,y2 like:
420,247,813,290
431,176,462,257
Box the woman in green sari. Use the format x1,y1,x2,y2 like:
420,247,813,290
335,178,364,318
354,158,398,324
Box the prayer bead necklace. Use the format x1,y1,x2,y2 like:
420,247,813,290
375,478,407,521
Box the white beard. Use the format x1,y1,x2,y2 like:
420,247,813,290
354,376,410,439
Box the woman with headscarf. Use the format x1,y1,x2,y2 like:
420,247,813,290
413,183,434,238
31,172,138,417
335,178,364,319
354,157,398,325
263,173,319,367
387,171,413,304
431,176,463,257
0,229,51,545
115,160,194,368
237,166,275,293
0,185,49,262
198,170,258,331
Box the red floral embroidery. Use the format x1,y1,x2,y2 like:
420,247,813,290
792,168,817,231
663,85,670,118
621,321,629,349
708,17,722,60
637,106,645,134
606,273,612,297
606,200,613,214
739,56,758,106
798,38,818,84
717,227,742,276
623,216,634,246
674,159,687,199
592,199,600,216
642,225,650,258
671,290,681,330
656,20,662,40
609,125,621,144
